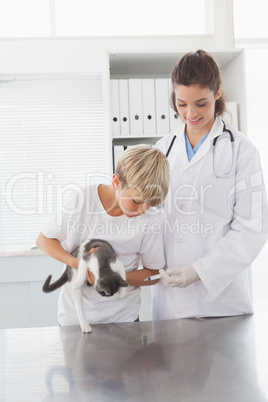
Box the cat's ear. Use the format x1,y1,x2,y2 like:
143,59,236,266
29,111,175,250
87,270,95,285
118,277,128,288
88,247,98,254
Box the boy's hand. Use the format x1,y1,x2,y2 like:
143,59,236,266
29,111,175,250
72,257,80,269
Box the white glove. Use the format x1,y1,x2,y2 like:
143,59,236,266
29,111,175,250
159,266,200,288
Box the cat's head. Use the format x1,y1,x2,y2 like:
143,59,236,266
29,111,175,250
95,273,128,298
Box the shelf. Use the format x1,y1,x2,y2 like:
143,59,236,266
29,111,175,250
109,50,242,77
113,136,162,146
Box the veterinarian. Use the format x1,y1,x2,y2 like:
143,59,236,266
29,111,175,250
152,49,268,320
36,145,170,326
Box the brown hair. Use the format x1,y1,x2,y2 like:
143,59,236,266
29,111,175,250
170,49,226,116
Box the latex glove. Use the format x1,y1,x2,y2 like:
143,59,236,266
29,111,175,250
159,266,200,288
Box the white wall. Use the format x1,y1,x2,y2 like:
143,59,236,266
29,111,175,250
0,2,234,75
0,32,233,75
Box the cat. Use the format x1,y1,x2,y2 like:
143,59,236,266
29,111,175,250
42,238,128,333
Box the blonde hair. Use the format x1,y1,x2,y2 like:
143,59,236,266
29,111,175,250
115,144,170,207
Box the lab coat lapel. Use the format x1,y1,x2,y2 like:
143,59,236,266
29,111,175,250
169,117,223,172
187,137,211,168
186,117,223,169
166,124,189,172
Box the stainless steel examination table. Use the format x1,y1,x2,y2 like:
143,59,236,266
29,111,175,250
1,315,268,401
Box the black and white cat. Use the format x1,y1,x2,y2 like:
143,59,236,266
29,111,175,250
43,239,128,333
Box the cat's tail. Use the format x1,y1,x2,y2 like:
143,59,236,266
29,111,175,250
43,268,69,293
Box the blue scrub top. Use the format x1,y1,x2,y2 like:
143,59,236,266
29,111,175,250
185,131,210,161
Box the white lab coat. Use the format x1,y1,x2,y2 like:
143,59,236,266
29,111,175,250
152,116,268,320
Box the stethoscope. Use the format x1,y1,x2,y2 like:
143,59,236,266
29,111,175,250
166,121,235,178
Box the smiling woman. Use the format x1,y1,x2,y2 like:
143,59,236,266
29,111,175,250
152,48,268,321
175,85,221,145
170,50,225,145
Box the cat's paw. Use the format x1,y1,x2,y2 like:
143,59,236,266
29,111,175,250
80,323,92,334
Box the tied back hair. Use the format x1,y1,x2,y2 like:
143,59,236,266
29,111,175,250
170,49,226,117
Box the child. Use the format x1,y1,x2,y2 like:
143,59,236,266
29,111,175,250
36,144,170,325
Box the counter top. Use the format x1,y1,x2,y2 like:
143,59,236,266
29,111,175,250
1,315,268,401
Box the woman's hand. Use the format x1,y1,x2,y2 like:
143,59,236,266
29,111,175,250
159,266,200,288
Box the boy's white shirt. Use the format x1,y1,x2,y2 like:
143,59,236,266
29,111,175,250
42,184,165,325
